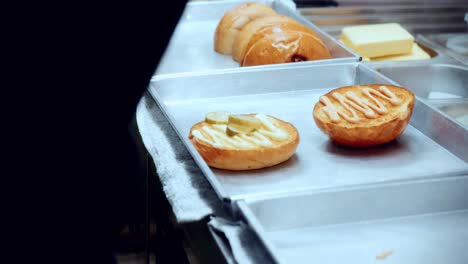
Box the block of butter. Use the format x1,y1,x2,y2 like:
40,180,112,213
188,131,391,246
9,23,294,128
342,23,414,58
372,43,430,61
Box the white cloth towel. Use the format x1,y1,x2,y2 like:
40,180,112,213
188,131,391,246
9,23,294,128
136,92,224,223
208,217,274,264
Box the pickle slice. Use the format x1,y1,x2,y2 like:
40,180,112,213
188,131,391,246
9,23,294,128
205,111,231,124
226,124,253,137
228,115,261,130
226,115,262,137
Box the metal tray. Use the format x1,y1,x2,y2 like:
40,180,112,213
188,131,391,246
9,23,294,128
299,4,468,37
236,176,468,264
154,0,358,77
298,3,468,64
422,33,468,65
372,63,468,100
430,100,468,129
149,62,468,203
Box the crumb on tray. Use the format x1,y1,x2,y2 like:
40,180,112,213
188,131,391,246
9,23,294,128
376,250,394,260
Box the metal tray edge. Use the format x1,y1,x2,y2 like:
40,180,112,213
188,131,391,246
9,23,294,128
234,174,468,264
147,85,232,202
236,201,283,264
154,0,359,78
149,62,468,204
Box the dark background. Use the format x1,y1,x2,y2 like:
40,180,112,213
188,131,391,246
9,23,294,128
6,1,187,263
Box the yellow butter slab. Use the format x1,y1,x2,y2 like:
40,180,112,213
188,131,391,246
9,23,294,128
341,23,414,58
339,38,370,61
372,43,431,61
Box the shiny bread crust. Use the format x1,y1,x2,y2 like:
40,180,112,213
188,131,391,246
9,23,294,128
242,30,331,66
232,15,317,62
214,2,276,54
189,115,299,170
313,84,415,147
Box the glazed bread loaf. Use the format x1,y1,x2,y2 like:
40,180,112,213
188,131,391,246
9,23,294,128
214,2,332,66
313,84,415,147
214,2,276,54
189,114,299,170
242,28,331,66
232,15,317,62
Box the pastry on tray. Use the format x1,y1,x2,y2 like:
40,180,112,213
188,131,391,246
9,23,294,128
313,84,415,147
214,2,276,54
189,112,299,170
214,2,331,66
232,15,318,62
241,26,331,66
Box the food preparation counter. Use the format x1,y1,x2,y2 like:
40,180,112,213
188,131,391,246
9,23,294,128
137,1,468,263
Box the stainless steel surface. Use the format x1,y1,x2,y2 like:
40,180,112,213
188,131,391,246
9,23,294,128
423,33,468,64
237,176,468,264
368,63,468,152
373,63,468,100
299,3,468,65
325,0,468,5
155,0,358,77
431,100,468,129
207,227,236,264
149,62,468,203
300,4,468,37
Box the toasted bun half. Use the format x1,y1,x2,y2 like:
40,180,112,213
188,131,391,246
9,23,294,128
189,114,299,170
242,29,331,66
214,2,276,54
232,15,317,62
313,84,415,147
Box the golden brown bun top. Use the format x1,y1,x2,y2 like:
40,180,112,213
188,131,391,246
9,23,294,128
232,15,317,62
313,84,415,128
214,2,276,54
189,114,300,170
189,114,297,150
242,28,331,66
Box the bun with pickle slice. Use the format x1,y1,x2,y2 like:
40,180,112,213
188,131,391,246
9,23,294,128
189,112,299,170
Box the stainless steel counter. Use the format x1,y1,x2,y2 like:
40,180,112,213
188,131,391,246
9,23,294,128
143,1,468,263
300,2,468,64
